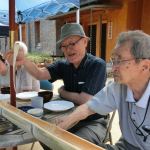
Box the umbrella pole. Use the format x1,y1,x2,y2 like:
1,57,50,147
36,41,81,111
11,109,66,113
9,0,17,150
76,9,80,24
19,24,22,41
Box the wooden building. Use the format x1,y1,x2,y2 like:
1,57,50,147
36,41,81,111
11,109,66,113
46,0,150,62
13,0,150,63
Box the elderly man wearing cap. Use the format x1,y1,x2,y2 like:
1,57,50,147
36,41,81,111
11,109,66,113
3,23,108,147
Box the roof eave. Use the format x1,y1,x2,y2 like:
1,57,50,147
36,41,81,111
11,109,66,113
46,5,123,20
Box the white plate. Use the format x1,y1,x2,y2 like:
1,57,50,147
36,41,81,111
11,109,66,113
44,100,74,112
0,94,10,100
16,91,38,99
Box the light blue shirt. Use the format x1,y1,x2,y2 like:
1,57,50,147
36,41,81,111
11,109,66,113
88,80,150,150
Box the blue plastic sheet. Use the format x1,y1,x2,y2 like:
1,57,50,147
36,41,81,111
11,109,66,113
0,23,9,37
0,0,79,24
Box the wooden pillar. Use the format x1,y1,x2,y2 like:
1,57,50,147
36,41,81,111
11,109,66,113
9,0,16,107
96,15,102,58
9,0,17,149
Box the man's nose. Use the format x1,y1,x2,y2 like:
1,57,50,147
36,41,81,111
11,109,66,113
66,47,71,52
112,64,118,71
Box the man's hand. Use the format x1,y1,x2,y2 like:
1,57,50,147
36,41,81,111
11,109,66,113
3,50,26,67
51,117,69,130
51,104,94,130
58,85,65,94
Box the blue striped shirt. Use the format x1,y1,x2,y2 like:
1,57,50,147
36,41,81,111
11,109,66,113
46,53,107,120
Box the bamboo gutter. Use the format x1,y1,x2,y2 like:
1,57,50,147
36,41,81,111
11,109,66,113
0,101,105,150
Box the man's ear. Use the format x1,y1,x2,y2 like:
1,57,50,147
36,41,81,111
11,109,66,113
84,37,88,47
142,59,150,72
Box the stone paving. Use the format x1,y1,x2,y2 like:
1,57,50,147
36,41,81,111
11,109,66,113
5,78,121,150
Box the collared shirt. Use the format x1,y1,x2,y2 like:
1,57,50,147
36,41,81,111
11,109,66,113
46,53,106,96
126,83,150,108
46,52,107,121
16,66,40,93
88,80,150,150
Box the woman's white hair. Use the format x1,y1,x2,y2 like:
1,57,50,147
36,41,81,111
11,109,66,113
15,41,28,55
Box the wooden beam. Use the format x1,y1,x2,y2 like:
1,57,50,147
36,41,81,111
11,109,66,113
102,20,107,24
93,7,122,10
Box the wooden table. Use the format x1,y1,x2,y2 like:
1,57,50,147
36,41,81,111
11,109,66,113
0,94,78,149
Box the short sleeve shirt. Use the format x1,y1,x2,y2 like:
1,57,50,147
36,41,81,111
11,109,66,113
45,53,107,121
16,66,40,93
87,80,150,150
46,53,107,96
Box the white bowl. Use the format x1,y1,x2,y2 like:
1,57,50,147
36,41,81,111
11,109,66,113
27,108,43,118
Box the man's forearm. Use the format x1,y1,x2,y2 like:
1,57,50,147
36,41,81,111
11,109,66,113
23,58,42,79
23,57,50,80
60,90,93,105
59,103,95,130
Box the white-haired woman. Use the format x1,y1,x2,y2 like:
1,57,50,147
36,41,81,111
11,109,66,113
15,41,40,93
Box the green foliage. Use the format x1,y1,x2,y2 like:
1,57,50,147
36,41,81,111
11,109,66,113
27,53,52,58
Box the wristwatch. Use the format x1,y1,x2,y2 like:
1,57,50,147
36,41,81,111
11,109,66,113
59,88,64,97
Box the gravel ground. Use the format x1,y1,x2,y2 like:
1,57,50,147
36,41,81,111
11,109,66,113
5,78,121,150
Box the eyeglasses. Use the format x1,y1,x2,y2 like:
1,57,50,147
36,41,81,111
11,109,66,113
60,37,83,51
110,58,135,67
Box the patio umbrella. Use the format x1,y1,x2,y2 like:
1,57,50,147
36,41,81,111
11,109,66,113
0,0,79,40
0,0,79,24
